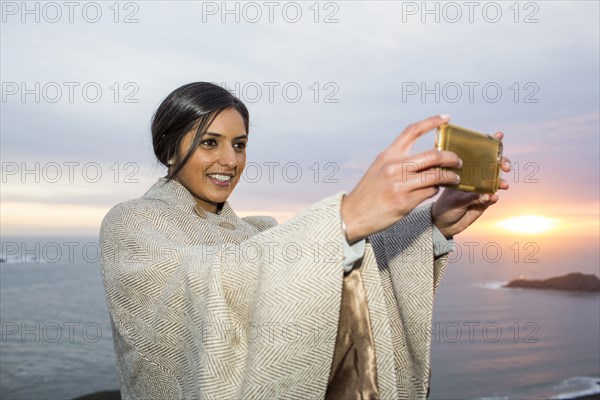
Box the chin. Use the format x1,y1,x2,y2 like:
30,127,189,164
209,192,232,204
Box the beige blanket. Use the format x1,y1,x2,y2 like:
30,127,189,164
99,178,447,399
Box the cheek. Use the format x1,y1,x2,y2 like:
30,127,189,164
237,153,246,170
189,151,217,172
178,158,211,187
235,154,246,183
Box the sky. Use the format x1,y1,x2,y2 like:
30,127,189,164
1,1,599,268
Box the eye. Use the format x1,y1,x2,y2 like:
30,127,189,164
200,139,217,147
234,142,247,150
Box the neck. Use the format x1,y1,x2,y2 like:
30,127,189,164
194,197,219,214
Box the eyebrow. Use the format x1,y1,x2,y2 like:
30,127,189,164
204,131,248,140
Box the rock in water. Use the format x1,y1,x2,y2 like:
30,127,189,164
72,391,121,400
505,273,600,292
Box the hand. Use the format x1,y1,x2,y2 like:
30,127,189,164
432,131,511,238
341,115,461,243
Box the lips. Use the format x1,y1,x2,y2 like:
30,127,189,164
207,173,234,187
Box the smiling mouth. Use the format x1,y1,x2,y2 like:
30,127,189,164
207,173,235,186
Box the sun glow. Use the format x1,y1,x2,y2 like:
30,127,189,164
495,215,560,234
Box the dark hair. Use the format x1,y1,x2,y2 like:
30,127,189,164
151,82,249,181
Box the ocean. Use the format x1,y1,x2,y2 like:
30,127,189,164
1,236,599,400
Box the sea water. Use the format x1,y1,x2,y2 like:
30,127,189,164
1,236,599,399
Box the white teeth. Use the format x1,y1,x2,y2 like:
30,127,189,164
208,174,232,182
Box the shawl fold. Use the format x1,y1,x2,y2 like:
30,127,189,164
99,178,447,399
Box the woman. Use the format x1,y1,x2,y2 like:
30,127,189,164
99,82,510,399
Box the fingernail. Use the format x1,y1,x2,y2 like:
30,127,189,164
480,194,490,202
455,174,461,183
458,158,463,168
440,114,450,120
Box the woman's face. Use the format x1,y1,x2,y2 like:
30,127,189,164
173,108,247,213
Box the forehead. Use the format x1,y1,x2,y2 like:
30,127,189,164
207,108,247,135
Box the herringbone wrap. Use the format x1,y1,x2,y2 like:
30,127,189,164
99,178,447,399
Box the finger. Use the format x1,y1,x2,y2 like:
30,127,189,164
437,187,481,207
404,186,441,204
498,178,509,190
479,193,500,204
400,167,460,191
492,131,504,141
390,114,450,155
402,149,462,172
501,157,511,172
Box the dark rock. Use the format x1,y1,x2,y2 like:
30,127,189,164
505,273,600,292
72,390,121,400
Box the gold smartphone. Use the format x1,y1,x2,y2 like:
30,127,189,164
435,123,503,193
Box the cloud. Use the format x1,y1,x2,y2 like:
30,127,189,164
1,1,598,235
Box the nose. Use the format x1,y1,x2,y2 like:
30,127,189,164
217,146,238,169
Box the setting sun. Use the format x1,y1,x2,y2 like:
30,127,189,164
494,215,560,234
